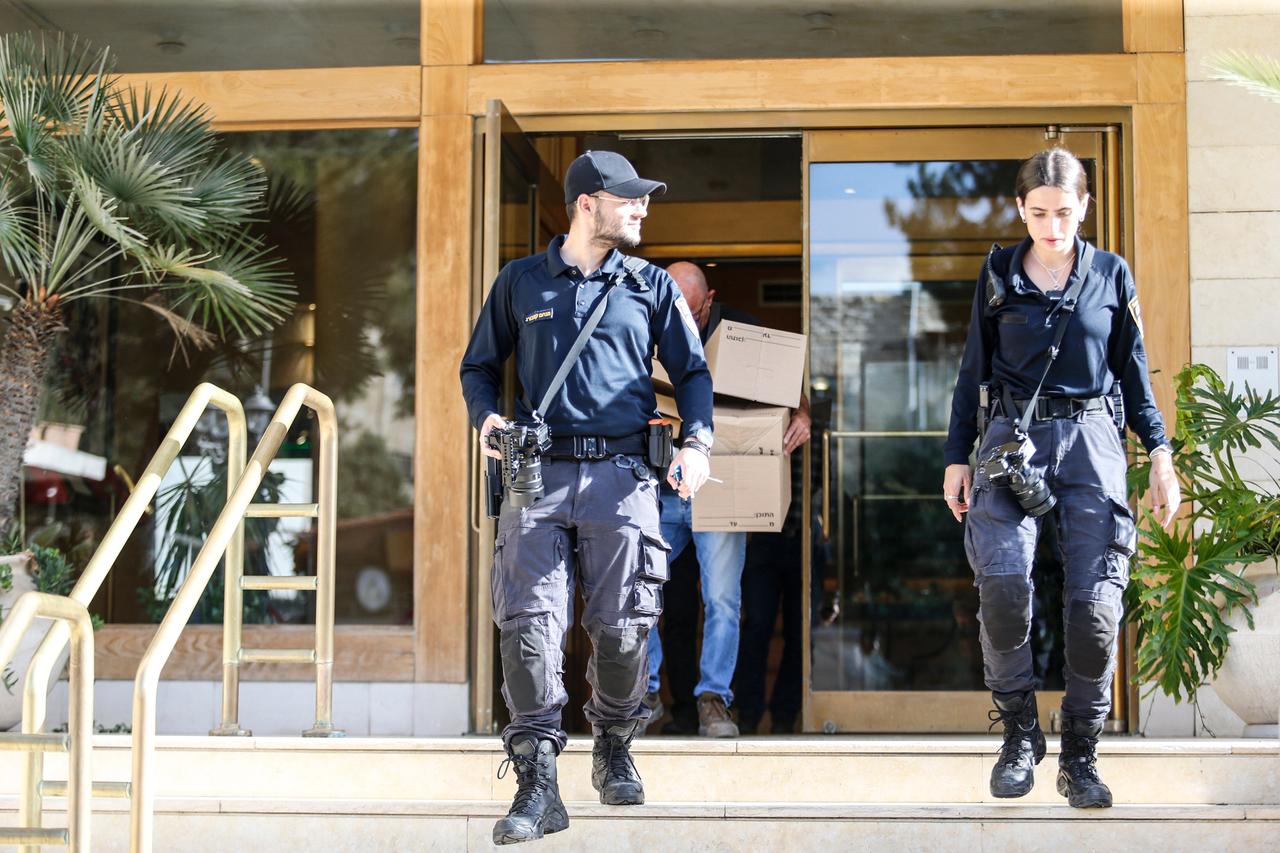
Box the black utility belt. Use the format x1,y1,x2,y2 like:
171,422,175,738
547,433,648,460
998,396,1106,421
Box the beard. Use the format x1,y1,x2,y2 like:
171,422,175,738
591,206,641,249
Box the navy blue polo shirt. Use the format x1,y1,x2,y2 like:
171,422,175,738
945,236,1167,465
460,235,713,440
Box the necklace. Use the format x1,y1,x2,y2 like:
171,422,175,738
1033,249,1074,291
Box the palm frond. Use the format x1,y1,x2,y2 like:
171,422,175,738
111,85,216,180
0,33,113,189
0,80,58,190
184,151,268,240
132,294,218,364
0,186,40,286
77,128,204,236
44,202,103,292
67,167,146,253
160,236,294,338
1207,50,1280,105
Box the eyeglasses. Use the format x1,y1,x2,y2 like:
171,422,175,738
591,193,650,211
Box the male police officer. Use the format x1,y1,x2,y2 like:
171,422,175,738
460,151,714,845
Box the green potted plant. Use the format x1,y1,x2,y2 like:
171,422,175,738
1127,364,1280,734
0,32,294,539
0,530,94,729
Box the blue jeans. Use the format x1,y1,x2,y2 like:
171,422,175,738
647,490,747,704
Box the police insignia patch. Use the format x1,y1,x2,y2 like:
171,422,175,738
1127,296,1144,338
524,308,553,324
675,296,699,337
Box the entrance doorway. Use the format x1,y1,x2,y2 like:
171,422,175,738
803,126,1122,733
471,110,1125,736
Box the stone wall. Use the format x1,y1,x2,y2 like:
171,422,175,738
1140,0,1280,738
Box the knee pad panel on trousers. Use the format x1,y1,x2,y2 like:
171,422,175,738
500,615,558,714
589,623,649,704
1064,591,1122,681
979,573,1033,652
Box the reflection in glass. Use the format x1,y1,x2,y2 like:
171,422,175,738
0,2,420,72
809,158,1096,693
485,0,1123,63
25,128,418,625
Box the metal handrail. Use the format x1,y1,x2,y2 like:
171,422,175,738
16,383,246,852
129,383,340,853
0,592,96,851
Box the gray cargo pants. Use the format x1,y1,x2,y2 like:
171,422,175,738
964,408,1136,723
492,452,669,753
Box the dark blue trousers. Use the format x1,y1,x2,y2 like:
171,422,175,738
492,453,668,752
964,410,1135,723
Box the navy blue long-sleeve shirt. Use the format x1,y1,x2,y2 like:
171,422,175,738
944,236,1167,465
460,236,713,440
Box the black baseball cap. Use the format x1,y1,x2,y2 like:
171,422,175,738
563,150,667,204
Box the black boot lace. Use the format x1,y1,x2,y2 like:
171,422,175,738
603,731,641,784
1061,731,1102,783
497,752,549,814
988,705,1036,766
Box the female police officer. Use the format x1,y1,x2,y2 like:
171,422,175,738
942,148,1179,809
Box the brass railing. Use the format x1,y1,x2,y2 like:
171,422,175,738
15,382,246,853
0,592,96,851
211,382,341,738
129,382,341,853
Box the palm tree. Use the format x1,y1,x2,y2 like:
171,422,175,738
0,33,294,536
1207,51,1280,102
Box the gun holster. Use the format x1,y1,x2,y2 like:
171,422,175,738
647,419,674,472
977,382,992,442
484,456,503,519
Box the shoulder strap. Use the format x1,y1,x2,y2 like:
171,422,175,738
533,278,619,420
983,243,1006,312
1011,246,1095,435
621,255,648,281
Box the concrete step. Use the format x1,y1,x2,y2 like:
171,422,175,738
1,735,1275,807
2,798,1276,852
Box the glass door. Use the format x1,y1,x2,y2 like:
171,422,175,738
803,127,1119,732
470,100,568,733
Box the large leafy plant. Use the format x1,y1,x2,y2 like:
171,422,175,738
1127,365,1280,701
0,33,293,536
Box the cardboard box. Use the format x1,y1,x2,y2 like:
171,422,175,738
703,321,806,408
653,396,786,457
710,403,787,456
692,455,791,532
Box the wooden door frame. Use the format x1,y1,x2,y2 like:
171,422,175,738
802,125,1113,733
87,4,1181,740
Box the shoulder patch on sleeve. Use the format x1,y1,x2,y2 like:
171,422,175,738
1127,295,1144,338
674,294,699,338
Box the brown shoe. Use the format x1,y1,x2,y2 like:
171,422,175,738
696,693,739,738
636,691,665,738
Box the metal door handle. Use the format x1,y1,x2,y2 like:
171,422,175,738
822,430,830,539
470,436,482,535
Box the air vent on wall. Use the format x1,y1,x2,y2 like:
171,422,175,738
1227,347,1279,397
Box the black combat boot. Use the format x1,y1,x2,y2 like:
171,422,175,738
988,690,1047,798
592,720,644,805
1057,716,1113,808
492,735,570,845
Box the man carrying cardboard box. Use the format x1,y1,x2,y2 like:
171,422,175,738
643,261,811,738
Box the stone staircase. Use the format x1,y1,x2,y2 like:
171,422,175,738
0,735,1276,850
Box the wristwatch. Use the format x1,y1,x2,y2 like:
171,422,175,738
685,427,713,456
